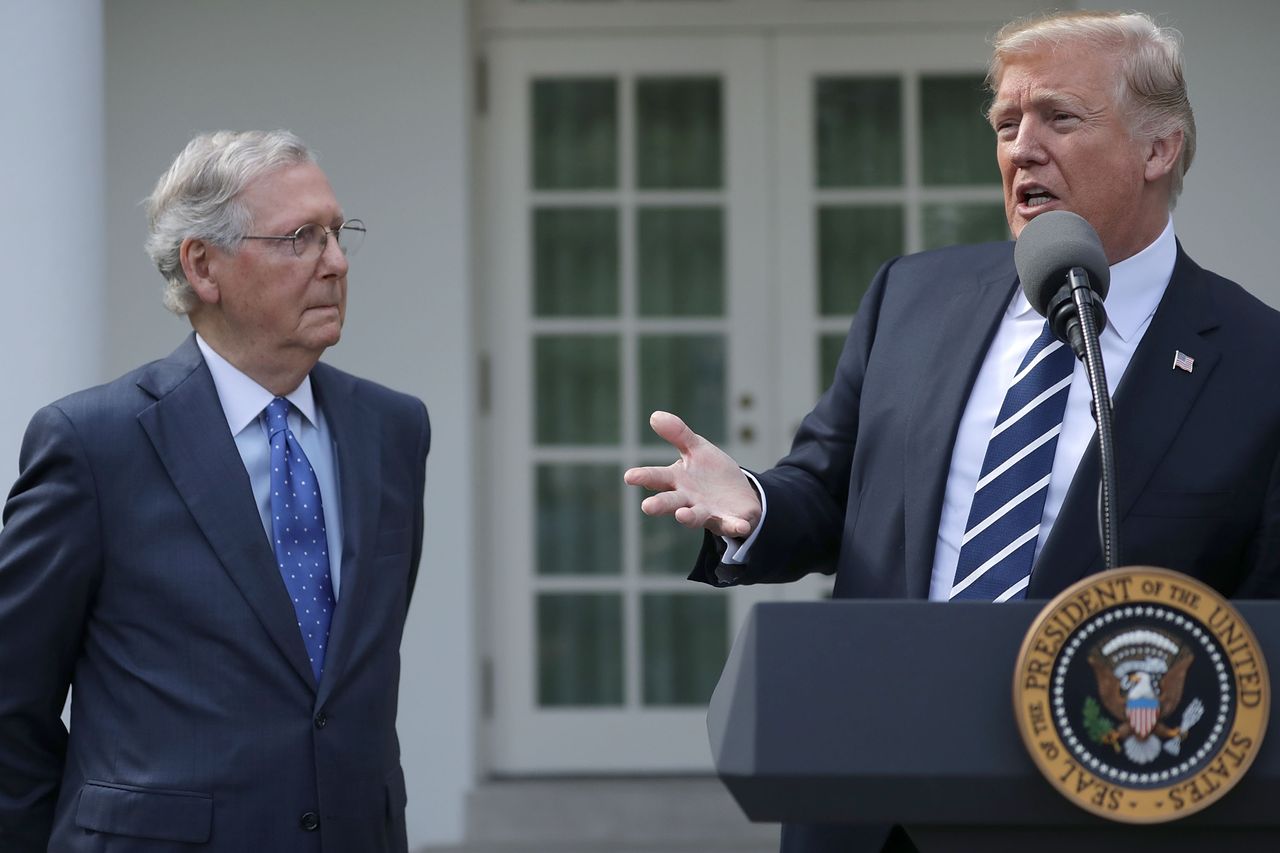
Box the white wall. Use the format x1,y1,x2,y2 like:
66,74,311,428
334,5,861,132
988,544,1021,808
1153,0,1280,306
103,0,476,845
0,0,104,491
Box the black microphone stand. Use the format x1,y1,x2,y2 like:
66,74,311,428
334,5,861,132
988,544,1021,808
1066,268,1121,570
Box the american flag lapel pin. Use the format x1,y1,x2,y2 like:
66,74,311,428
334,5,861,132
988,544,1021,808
1172,350,1195,373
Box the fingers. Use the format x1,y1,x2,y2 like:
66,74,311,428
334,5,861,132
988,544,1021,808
714,515,754,539
648,410,699,456
674,506,754,538
640,491,691,517
635,482,757,537
623,465,677,491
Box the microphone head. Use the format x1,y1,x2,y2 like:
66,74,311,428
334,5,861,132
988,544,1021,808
1014,210,1111,317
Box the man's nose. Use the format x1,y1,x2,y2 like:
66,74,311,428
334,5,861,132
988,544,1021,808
318,232,349,276
1008,118,1049,166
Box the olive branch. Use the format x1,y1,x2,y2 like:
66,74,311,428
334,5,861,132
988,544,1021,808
1082,696,1115,743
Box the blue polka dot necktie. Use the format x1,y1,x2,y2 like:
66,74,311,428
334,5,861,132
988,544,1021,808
950,322,1075,602
266,397,335,681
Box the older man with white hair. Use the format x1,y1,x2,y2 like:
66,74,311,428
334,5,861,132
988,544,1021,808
625,10,1280,853
0,130,429,852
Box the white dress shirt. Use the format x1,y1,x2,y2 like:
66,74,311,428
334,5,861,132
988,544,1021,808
195,334,345,596
928,218,1176,598
726,218,1178,596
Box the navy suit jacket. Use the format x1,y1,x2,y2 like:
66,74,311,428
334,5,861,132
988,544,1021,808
696,241,1280,599
691,242,1280,853
0,335,430,852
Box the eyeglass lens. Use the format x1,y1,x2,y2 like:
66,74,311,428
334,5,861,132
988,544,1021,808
293,220,366,258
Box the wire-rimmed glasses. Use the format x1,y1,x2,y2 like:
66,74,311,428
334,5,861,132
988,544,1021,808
241,219,366,258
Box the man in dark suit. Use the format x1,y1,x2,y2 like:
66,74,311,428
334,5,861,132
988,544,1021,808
625,10,1280,853
0,130,429,851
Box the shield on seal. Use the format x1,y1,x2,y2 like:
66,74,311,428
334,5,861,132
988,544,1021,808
1127,696,1159,738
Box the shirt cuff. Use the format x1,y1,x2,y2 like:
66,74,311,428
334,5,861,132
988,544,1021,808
720,469,766,564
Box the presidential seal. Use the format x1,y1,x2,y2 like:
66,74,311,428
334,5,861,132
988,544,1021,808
1013,567,1268,822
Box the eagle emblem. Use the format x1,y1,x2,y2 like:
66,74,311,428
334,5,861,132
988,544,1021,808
1086,629,1204,765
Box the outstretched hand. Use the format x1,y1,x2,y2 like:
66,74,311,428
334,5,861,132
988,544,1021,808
623,411,761,539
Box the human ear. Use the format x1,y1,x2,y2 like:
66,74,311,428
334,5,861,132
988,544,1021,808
180,238,221,305
1144,130,1184,183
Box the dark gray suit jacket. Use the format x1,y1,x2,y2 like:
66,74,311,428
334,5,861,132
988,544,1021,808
0,335,430,852
691,242,1280,853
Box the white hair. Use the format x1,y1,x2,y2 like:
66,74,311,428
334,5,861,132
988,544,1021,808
144,130,317,314
989,11,1196,206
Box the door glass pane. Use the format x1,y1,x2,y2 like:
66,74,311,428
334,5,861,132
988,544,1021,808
639,335,726,446
636,77,722,189
818,205,903,315
535,207,619,317
642,593,728,705
537,464,621,575
533,78,617,189
538,593,623,706
637,207,724,317
815,77,902,188
920,75,997,186
922,202,1009,250
535,335,620,445
820,333,846,392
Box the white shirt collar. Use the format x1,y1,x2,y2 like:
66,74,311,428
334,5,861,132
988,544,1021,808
1009,216,1177,342
194,334,318,436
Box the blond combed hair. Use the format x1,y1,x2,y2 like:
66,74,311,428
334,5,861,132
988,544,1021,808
989,11,1196,205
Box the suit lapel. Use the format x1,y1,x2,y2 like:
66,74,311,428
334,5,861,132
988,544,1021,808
1030,248,1220,596
902,250,1019,598
311,364,382,703
136,336,317,688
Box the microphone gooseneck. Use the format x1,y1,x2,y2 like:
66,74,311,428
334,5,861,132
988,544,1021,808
1014,211,1121,570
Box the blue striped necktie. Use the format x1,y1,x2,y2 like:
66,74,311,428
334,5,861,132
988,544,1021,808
950,322,1074,601
265,397,336,681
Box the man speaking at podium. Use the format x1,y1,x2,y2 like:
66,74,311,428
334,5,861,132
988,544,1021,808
0,131,429,851
626,10,1280,853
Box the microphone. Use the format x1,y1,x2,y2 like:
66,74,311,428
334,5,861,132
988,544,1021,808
1014,210,1110,360
1014,209,1120,569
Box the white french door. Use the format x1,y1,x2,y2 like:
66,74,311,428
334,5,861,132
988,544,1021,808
483,35,785,772
480,24,1009,773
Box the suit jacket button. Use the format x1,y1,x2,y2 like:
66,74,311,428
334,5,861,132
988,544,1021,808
314,711,328,729
300,811,320,831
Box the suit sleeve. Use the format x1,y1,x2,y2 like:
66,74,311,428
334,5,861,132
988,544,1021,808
0,406,103,850
405,399,430,607
690,256,900,586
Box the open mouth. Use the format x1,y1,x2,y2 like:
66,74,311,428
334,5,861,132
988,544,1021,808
1019,186,1058,209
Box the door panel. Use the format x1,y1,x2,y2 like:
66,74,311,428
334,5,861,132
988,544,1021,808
483,26,1010,772
485,36,778,772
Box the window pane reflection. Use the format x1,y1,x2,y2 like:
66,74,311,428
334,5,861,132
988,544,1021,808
533,78,618,190
816,77,902,187
818,205,903,315
537,464,621,575
538,593,623,706
636,77,723,189
639,335,726,446
535,207,619,317
920,75,997,186
535,335,620,445
643,594,728,705
637,207,724,317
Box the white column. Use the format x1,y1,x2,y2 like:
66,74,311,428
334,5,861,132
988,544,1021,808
0,0,105,494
